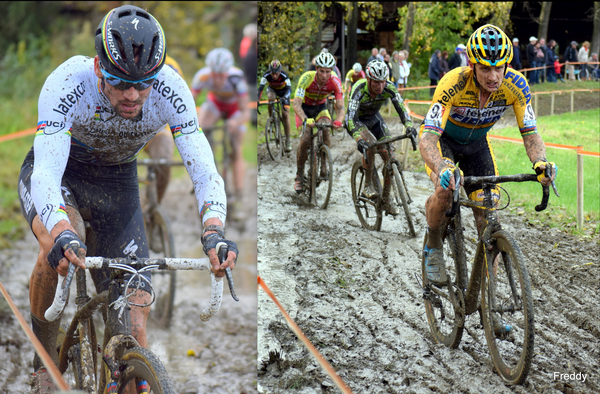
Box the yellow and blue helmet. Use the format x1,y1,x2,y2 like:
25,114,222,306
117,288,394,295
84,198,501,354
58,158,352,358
466,24,513,67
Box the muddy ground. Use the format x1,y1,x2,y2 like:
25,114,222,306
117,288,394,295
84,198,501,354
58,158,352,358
256,120,599,394
0,168,258,393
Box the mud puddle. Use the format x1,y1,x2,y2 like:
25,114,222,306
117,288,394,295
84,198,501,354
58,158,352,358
257,123,599,394
0,169,257,394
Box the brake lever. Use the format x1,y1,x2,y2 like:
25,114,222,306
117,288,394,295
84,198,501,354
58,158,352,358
216,242,239,302
546,166,560,197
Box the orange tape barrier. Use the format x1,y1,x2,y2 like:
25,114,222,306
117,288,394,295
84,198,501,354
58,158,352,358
0,280,70,391
257,276,354,394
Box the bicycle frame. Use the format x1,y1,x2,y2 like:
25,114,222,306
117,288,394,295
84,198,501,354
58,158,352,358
304,122,332,206
443,171,550,315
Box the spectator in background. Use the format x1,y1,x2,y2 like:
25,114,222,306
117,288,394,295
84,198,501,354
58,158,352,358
538,38,548,82
397,50,410,89
564,41,578,80
240,23,257,126
428,49,441,98
439,50,449,80
553,56,565,82
368,48,379,64
578,41,590,81
448,45,462,70
384,53,393,82
589,53,600,80
527,36,539,85
458,44,469,67
391,51,401,88
510,37,522,70
545,40,558,82
378,47,387,61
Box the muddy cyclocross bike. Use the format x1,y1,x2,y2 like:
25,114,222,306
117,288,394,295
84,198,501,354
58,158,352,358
258,97,286,161
138,158,185,329
45,242,238,393
351,131,417,237
419,167,558,384
299,121,334,209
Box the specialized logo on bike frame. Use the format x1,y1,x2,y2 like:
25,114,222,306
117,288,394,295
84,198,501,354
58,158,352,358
52,81,87,116
36,120,68,136
170,118,198,138
152,79,187,114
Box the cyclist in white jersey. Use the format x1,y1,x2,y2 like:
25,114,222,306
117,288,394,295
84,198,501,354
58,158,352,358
191,48,250,220
17,6,238,393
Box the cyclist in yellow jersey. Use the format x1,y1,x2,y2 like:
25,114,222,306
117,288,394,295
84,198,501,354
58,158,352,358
419,25,557,287
144,55,184,206
344,62,366,94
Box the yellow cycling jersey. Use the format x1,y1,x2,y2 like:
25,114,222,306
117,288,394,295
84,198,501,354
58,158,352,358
420,66,537,144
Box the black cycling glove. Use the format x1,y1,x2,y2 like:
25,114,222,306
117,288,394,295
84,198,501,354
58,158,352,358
357,139,369,154
406,126,417,137
202,233,239,263
47,230,87,271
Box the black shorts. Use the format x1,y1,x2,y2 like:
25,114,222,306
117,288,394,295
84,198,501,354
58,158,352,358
267,86,291,106
438,134,498,196
344,113,390,140
18,148,152,294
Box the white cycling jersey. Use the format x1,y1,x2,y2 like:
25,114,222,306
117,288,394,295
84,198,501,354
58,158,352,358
32,55,226,232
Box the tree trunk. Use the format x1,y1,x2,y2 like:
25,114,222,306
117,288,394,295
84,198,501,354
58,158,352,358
347,2,358,71
402,2,415,52
311,2,323,59
537,2,552,40
592,2,600,56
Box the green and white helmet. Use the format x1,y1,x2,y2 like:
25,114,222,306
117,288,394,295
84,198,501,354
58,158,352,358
365,60,389,81
315,52,336,69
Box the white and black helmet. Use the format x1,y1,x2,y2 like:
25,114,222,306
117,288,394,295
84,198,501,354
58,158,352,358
314,52,336,69
365,60,389,81
352,62,362,73
206,48,234,73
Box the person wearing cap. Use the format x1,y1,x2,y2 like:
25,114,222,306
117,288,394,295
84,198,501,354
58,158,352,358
510,37,522,70
448,44,463,70
526,36,539,85
458,43,469,67
564,41,579,80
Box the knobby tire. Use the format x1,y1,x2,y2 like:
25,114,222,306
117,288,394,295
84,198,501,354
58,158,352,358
480,229,534,385
351,159,382,231
314,145,333,209
117,347,175,393
391,163,416,237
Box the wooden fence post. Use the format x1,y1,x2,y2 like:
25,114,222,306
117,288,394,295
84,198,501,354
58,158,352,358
570,90,574,113
551,93,555,116
577,146,584,231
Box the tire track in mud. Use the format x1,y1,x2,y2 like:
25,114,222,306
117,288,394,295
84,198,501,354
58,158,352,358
257,125,599,394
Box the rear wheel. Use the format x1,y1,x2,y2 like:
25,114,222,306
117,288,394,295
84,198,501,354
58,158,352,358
422,223,466,348
117,347,175,393
275,113,285,158
481,230,534,385
351,159,382,231
145,206,177,329
314,145,333,209
391,163,416,237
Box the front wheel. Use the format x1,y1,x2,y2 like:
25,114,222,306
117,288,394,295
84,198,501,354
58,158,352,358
265,117,280,161
391,163,416,237
117,347,175,393
314,144,333,209
481,230,534,385
351,159,382,231
422,223,466,348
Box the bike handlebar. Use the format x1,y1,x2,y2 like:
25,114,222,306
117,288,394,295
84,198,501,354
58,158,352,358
362,131,417,165
445,168,553,217
45,256,225,323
